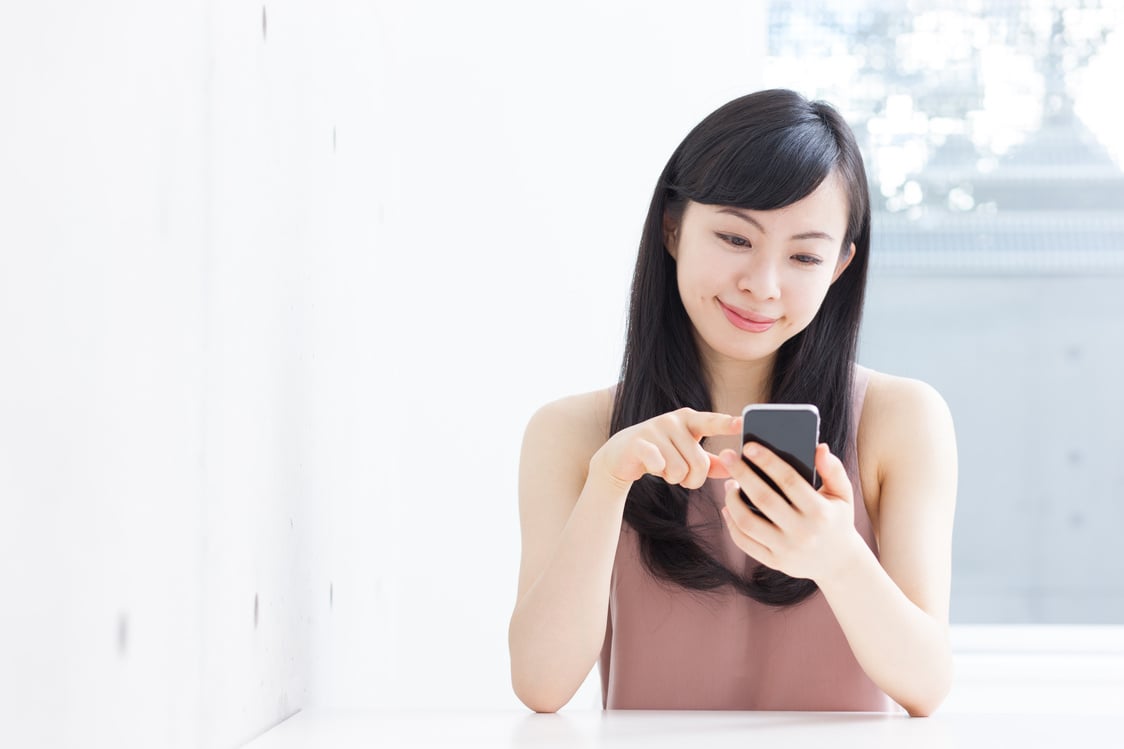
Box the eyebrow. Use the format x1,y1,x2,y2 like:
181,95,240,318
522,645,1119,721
715,207,835,242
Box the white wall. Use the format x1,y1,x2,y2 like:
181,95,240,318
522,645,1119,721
0,1,767,746
1,2,214,747
316,0,769,713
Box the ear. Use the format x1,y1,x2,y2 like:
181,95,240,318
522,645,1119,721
831,242,856,283
662,212,680,260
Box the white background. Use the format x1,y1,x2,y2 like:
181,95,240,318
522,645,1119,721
6,3,1123,749
0,2,770,747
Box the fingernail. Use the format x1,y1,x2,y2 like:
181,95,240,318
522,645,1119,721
744,442,758,458
724,479,737,493
719,451,734,466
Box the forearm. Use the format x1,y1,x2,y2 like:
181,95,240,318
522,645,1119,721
508,472,630,712
817,538,953,717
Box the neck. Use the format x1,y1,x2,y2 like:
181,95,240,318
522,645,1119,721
702,350,776,417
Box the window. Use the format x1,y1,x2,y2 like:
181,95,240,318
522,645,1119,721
766,0,1124,623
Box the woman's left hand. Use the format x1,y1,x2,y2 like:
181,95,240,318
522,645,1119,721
718,442,865,583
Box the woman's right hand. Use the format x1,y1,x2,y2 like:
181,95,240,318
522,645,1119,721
590,408,743,491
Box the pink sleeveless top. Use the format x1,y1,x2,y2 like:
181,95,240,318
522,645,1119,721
599,365,898,712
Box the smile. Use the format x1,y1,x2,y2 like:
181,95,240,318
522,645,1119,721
719,301,777,333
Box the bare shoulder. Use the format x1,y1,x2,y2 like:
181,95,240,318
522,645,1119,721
862,370,953,434
857,367,957,509
518,386,616,519
521,386,615,476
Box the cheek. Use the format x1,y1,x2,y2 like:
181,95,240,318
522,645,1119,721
676,254,718,301
785,276,834,320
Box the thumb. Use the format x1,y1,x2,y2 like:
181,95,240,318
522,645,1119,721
815,443,853,503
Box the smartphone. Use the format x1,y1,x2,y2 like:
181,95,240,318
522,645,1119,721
739,404,821,519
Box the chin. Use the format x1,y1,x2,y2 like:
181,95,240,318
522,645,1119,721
705,337,784,365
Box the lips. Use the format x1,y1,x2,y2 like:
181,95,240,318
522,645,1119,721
719,300,777,333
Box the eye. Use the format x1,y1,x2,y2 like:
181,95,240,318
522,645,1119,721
717,233,750,249
792,254,823,266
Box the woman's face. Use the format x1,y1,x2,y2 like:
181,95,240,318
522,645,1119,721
666,173,855,369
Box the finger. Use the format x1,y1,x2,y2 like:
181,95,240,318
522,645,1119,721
667,430,712,489
720,492,778,566
814,442,854,504
722,479,785,547
681,410,742,440
652,437,691,485
625,439,665,481
742,442,816,514
720,448,798,529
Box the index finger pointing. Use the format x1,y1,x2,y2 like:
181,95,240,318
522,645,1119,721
685,411,742,439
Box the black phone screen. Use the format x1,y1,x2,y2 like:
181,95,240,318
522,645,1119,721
740,406,820,518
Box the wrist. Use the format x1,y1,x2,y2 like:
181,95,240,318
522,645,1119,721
815,531,875,592
587,451,635,499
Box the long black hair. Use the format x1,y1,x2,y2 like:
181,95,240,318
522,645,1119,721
610,88,871,607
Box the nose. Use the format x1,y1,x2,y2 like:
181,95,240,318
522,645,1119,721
737,253,781,301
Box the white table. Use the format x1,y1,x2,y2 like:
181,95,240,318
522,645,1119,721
242,627,1124,747
241,707,1122,748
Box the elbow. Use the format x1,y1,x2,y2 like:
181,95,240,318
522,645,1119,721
902,666,953,718
508,614,591,713
509,641,572,714
899,631,955,718
517,694,565,714
509,650,579,714
905,701,940,718
510,673,569,714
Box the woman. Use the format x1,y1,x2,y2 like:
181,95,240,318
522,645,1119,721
508,89,957,716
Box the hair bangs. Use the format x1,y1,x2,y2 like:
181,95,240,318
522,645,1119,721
668,103,841,213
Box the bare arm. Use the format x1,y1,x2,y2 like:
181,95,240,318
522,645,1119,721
717,375,957,716
508,396,741,712
507,407,629,712
817,376,958,716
